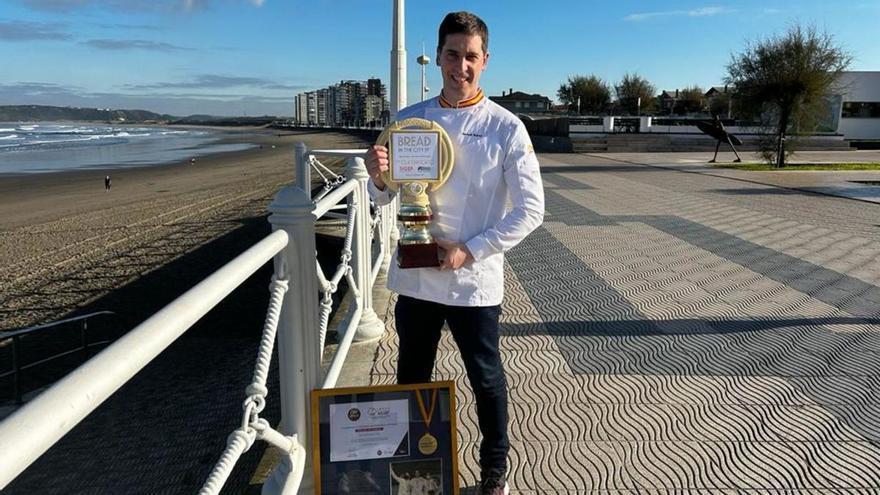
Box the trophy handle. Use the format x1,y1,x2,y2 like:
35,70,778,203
375,118,455,192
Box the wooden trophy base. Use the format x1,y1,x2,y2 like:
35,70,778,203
397,242,440,268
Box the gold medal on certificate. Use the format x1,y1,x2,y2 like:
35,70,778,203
415,388,439,455
418,432,438,455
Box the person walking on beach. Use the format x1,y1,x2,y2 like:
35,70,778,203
104,175,111,191
366,11,544,494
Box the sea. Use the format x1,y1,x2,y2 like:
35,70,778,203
0,122,257,174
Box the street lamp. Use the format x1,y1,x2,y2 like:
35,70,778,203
417,44,430,102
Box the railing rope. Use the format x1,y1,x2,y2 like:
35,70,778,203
199,277,302,495
199,429,257,495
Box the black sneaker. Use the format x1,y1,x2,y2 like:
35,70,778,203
479,470,509,495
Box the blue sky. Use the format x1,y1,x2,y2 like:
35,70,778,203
1,0,878,117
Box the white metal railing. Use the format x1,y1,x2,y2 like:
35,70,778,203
0,143,395,495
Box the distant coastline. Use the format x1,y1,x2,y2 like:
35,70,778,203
0,104,285,127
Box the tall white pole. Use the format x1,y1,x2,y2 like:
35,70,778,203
388,0,405,244
420,63,426,102
390,0,407,117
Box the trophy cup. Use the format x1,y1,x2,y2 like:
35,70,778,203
376,118,454,268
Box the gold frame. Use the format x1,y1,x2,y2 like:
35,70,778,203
311,381,460,495
376,118,455,193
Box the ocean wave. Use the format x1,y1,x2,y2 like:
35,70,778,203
36,128,95,135
0,128,15,132
17,125,38,130
23,136,106,146
0,134,20,140
19,132,146,146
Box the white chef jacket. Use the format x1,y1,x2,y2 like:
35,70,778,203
369,95,545,307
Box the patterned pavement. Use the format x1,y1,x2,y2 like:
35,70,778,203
370,153,880,493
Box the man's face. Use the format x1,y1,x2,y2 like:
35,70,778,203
437,32,488,102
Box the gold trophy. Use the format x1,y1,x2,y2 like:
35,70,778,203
376,118,454,268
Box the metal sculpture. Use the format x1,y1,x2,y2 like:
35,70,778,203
697,116,743,163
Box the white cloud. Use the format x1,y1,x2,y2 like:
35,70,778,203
624,6,736,22
182,0,265,11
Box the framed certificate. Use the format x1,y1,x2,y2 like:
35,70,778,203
388,130,442,182
311,382,459,494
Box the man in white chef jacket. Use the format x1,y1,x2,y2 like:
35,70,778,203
366,11,544,495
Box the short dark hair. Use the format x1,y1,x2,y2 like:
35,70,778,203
437,11,488,54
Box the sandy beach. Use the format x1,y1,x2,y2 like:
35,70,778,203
0,128,374,492
0,128,370,335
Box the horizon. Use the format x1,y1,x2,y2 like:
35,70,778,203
2,0,879,117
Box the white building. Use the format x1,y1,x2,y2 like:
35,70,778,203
837,71,880,140
293,79,388,128
294,94,309,125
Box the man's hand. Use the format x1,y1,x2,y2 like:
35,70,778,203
436,239,474,270
365,144,389,190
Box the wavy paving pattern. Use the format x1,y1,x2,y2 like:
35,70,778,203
372,161,880,492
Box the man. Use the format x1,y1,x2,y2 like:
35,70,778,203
389,466,414,495
366,11,544,495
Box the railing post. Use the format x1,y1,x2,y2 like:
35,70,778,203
265,182,321,495
603,116,615,133
295,142,310,192
346,157,385,342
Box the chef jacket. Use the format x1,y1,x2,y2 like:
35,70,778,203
368,94,545,307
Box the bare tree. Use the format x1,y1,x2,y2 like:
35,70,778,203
726,24,851,167
557,75,611,115
614,73,657,115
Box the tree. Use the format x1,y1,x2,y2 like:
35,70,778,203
557,75,611,115
709,92,733,118
673,86,705,115
614,73,656,115
725,25,851,168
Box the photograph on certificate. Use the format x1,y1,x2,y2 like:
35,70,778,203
389,459,443,495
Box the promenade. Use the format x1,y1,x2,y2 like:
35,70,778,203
6,149,880,493
363,151,880,492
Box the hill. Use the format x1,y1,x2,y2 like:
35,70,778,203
0,105,176,122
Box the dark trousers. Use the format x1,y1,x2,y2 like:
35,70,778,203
394,294,509,474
